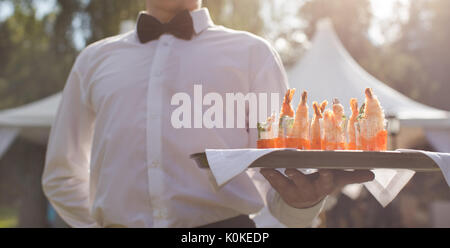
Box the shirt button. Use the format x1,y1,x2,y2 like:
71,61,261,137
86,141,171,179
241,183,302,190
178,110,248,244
154,71,162,77
162,42,169,46
150,160,160,168
154,208,168,219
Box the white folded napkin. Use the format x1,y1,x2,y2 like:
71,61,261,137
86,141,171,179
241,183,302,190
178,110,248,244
205,148,283,187
363,149,450,207
397,149,450,186
344,150,450,206
363,169,415,207
204,149,450,207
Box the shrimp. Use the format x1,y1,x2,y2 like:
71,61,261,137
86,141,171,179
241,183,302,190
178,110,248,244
310,102,323,149
320,100,328,114
363,88,385,137
277,89,296,147
323,110,337,150
347,98,358,150
290,91,309,139
332,99,344,123
360,88,387,150
332,98,346,149
280,89,296,118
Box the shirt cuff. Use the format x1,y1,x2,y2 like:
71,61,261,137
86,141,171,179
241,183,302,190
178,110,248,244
267,188,327,228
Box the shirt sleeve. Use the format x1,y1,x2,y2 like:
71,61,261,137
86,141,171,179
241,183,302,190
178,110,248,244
246,42,326,228
42,56,99,228
267,188,327,227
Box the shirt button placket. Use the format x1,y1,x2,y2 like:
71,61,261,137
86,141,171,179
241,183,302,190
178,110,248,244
150,160,159,168
147,35,173,227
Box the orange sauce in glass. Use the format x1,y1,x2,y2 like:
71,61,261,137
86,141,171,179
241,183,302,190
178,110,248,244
347,142,357,150
285,138,298,148
322,141,337,151
360,129,387,151
274,137,285,148
336,142,346,150
297,138,311,150
311,139,322,150
376,130,388,151
257,139,276,149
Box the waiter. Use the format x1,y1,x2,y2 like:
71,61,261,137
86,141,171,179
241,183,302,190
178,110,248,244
42,0,374,228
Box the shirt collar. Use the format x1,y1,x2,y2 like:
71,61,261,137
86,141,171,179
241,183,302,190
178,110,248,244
190,8,214,35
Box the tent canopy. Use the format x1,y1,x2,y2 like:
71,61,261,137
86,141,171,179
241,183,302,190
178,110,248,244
288,19,450,128
0,93,61,128
0,93,60,147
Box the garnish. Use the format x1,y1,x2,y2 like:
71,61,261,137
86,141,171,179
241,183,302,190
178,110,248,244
357,103,366,120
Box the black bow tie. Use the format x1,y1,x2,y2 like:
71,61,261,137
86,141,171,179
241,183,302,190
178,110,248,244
137,10,195,43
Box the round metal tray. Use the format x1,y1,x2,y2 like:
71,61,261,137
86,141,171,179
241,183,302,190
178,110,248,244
190,150,440,172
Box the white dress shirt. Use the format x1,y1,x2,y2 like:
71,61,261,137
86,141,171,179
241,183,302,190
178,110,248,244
42,8,325,228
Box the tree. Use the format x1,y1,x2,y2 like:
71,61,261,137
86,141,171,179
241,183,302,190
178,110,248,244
395,0,450,110
0,1,71,109
204,0,263,35
299,0,374,62
0,0,266,111
84,0,145,44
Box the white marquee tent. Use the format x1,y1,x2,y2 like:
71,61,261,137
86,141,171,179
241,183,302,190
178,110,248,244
288,19,450,152
0,93,60,157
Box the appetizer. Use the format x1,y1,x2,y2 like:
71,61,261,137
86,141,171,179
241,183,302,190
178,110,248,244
322,110,336,150
257,113,277,149
332,98,346,150
310,101,325,149
290,91,310,149
358,88,387,151
256,87,387,151
277,89,296,148
347,98,359,150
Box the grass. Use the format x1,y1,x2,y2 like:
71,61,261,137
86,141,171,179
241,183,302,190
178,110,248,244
0,207,18,228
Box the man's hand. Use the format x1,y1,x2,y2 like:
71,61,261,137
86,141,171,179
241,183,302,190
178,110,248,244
260,169,375,209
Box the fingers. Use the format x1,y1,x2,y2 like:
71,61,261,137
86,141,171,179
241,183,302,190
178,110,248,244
334,170,375,187
313,170,374,195
284,169,315,196
314,170,335,196
260,169,293,193
261,169,320,208
260,168,374,211
310,170,374,197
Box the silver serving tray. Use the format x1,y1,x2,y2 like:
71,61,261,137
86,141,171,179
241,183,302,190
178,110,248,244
190,150,440,172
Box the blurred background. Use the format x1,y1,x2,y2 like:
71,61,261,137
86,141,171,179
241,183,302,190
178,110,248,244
0,0,449,227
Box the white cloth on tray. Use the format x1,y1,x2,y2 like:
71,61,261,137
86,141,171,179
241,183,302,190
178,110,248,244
397,149,450,186
364,169,415,207
205,149,450,207
206,148,284,187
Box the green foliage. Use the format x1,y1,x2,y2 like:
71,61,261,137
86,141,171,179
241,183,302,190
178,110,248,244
204,0,263,35
0,0,264,110
84,0,146,44
0,207,18,228
394,0,450,109
0,1,73,109
299,0,374,61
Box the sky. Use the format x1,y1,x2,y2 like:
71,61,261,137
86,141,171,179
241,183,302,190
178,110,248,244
369,0,411,44
0,0,411,47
